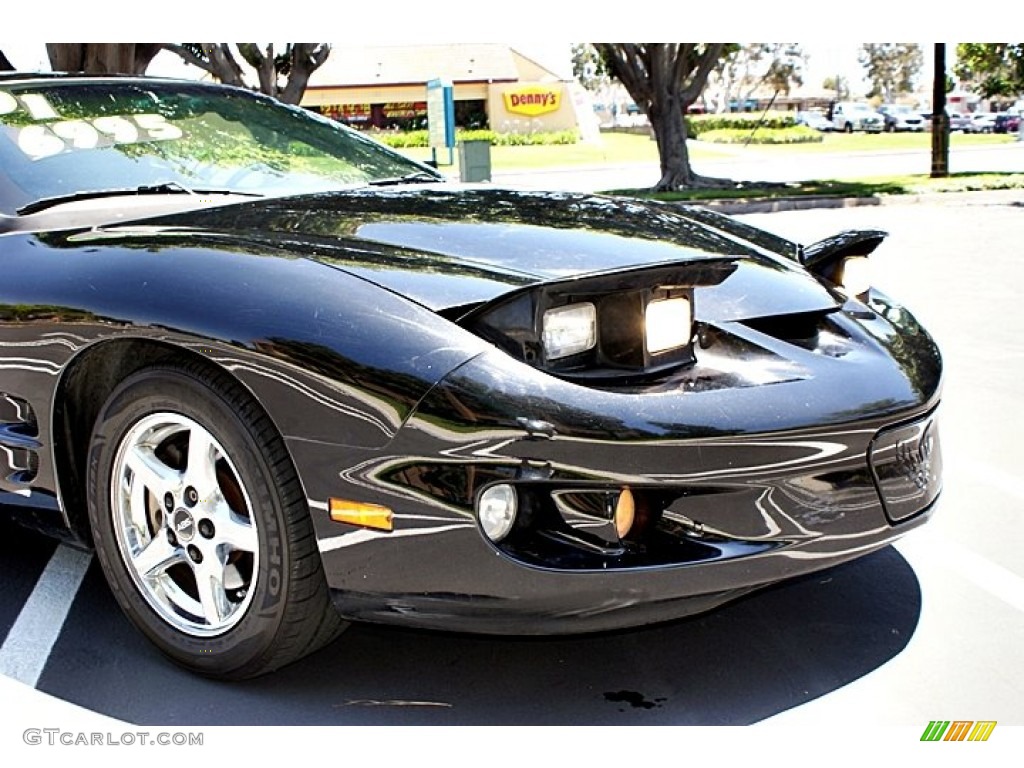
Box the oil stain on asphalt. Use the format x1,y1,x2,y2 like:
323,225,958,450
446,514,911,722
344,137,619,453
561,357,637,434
604,690,667,711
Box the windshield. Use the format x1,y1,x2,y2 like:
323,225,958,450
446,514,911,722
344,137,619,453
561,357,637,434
0,78,441,215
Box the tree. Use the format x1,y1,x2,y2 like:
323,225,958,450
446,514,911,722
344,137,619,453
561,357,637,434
954,43,1024,98
763,44,805,95
859,43,922,102
571,44,608,91
594,43,726,190
822,75,850,100
706,44,804,113
45,43,162,75
163,44,331,105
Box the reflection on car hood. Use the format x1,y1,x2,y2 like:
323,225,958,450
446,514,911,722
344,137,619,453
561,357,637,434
131,186,825,315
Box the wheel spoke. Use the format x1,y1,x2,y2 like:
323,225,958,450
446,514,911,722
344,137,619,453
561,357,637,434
185,426,218,494
194,558,232,626
214,500,259,554
125,444,180,497
133,534,185,579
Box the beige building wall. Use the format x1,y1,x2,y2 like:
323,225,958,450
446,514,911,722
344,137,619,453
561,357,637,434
300,45,580,134
486,82,578,133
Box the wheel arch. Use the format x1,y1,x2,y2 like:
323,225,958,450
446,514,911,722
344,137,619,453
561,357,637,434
52,337,296,544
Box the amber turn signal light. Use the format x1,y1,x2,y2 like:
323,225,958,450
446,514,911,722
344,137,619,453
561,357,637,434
615,487,635,539
329,498,394,531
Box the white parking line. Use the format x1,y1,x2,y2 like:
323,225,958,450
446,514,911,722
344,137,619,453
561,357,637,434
960,457,1024,503
0,544,92,687
898,531,1024,614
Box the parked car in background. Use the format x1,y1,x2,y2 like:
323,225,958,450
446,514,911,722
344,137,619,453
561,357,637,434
947,111,972,131
918,110,973,131
830,102,884,133
964,112,997,133
795,110,833,132
878,104,925,132
994,112,1021,133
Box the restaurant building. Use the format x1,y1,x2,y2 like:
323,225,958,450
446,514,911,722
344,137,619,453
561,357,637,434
300,44,584,133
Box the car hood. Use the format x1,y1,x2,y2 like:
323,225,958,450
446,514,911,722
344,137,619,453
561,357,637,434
132,186,837,320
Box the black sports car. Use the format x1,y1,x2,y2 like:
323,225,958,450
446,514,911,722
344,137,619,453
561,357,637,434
0,74,942,679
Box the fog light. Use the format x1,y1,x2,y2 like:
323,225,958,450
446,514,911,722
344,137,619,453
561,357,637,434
543,303,597,360
614,487,635,539
838,256,871,297
478,484,517,542
645,297,692,354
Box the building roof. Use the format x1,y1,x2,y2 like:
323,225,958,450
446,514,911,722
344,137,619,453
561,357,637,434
307,44,560,89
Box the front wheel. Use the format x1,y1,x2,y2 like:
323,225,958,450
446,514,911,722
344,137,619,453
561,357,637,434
86,363,344,679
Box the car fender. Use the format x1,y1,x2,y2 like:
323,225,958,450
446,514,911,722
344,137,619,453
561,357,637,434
0,227,492,529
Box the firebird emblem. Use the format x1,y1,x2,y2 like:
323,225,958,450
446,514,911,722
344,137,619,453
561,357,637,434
895,422,934,491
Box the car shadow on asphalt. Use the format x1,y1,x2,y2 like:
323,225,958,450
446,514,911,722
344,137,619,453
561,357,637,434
35,545,922,725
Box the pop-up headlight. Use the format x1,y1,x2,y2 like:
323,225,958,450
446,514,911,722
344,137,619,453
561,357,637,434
542,302,597,360
837,256,871,298
645,296,692,354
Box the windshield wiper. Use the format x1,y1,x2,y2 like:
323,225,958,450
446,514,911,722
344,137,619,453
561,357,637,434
366,170,443,187
17,182,260,216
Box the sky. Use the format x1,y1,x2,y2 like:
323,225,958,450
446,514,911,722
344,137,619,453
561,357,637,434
2,42,948,99
2,0,1004,99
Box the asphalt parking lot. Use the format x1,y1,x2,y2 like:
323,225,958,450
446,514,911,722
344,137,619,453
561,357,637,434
0,192,1021,727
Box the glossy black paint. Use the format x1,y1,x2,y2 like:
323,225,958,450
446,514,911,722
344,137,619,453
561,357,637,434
1,183,942,635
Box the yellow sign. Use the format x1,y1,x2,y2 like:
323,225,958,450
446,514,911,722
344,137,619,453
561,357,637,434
503,86,562,117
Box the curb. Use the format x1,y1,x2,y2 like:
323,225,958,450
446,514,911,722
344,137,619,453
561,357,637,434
692,188,1024,215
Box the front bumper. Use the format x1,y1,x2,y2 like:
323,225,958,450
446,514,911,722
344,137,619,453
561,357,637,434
296,290,942,634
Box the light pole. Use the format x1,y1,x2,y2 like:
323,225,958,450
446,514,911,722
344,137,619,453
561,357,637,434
931,44,949,178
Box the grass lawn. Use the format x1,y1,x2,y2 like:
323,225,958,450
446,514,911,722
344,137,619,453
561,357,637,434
397,131,662,170
734,130,1014,154
394,130,1016,174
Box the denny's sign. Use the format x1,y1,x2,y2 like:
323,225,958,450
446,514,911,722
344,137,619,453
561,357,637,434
503,86,562,117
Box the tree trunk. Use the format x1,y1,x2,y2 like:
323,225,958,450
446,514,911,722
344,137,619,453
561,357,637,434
648,96,696,189
279,44,331,105
238,44,278,98
46,43,161,75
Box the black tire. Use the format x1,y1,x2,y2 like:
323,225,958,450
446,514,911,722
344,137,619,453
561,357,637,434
86,362,345,679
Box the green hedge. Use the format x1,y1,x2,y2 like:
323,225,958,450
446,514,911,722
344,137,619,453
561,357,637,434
697,126,824,144
686,111,797,138
374,128,580,148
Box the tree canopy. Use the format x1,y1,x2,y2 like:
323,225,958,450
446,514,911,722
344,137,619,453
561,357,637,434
29,43,330,106
954,43,1024,98
822,75,851,100
705,44,805,113
859,43,923,102
163,44,331,105
571,44,609,92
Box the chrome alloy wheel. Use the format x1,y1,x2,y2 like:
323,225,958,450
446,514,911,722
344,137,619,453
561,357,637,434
110,412,259,636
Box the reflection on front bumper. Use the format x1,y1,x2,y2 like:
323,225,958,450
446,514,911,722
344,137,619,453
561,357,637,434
869,410,942,522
